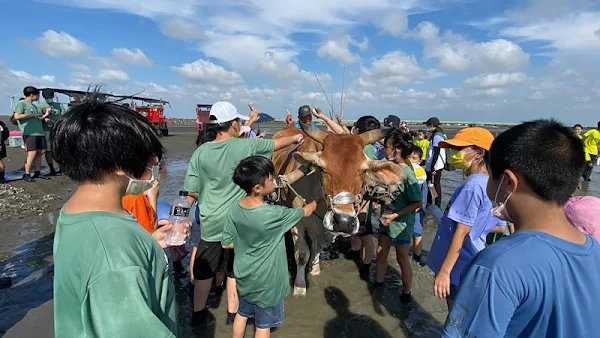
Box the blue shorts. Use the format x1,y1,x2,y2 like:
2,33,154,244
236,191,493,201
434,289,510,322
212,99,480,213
238,297,284,329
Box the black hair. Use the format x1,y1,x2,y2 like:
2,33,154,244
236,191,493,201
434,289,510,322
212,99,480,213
233,156,275,194
573,124,583,129
384,130,415,159
52,86,164,182
355,115,380,134
23,86,39,97
409,130,418,139
597,121,600,129
489,119,585,205
204,115,236,142
411,146,423,159
42,89,54,99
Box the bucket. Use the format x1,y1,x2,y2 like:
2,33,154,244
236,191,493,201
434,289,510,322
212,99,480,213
8,136,24,148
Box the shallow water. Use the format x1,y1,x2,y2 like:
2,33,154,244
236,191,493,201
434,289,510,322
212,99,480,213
1,125,599,337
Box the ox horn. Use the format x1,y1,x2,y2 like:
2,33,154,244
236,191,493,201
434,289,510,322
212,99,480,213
300,122,328,144
282,164,314,185
360,127,393,146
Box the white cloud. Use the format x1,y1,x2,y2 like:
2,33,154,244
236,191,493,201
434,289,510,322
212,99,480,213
111,48,152,66
159,18,205,40
8,70,56,85
45,0,198,18
416,22,530,72
441,88,458,98
360,51,424,86
98,69,130,82
317,36,361,64
373,8,408,37
172,59,244,85
465,73,527,88
473,88,505,97
529,91,543,100
34,30,91,57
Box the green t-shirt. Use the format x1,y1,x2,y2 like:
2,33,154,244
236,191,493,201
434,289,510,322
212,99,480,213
14,100,45,136
363,144,378,160
38,101,65,131
53,210,177,337
222,203,304,307
384,165,422,239
184,137,275,242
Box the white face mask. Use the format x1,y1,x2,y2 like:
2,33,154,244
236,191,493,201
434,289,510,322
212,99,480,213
490,174,513,221
125,165,159,195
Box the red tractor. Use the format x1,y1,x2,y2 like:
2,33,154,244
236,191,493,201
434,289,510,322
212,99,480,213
196,104,212,131
134,100,170,136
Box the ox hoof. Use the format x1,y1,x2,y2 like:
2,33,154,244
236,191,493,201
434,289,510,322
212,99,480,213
293,286,307,298
310,264,321,276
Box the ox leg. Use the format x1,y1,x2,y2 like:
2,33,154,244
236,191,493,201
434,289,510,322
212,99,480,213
293,226,309,298
310,254,321,276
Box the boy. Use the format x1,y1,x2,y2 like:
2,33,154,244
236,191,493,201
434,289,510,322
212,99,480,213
38,88,65,176
52,92,183,337
222,156,317,338
409,147,427,264
443,120,600,337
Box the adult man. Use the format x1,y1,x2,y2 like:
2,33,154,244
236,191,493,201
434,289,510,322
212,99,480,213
295,105,345,134
38,89,65,176
383,115,401,129
13,86,49,182
443,120,599,338
294,105,320,130
582,121,600,181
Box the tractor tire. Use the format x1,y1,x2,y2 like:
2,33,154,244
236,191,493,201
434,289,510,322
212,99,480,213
160,129,169,137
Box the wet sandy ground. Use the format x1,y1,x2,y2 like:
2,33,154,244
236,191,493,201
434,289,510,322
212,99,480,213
1,123,598,337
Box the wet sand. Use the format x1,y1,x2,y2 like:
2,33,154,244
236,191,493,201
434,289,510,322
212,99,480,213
1,123,598,337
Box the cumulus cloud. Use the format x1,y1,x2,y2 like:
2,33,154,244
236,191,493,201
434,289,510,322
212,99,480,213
416,22,530,72
111,48,152,66
172,59,244,85
360,51,424,86
34,30,91,57
317,36,362,64
465,73,527,88
373,8,409,37
98,69,130,82
8,70,56,84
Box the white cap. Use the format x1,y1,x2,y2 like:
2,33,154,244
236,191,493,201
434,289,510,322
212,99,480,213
210,101,249,124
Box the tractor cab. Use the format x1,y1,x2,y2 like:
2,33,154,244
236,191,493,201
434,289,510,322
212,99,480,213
196,104,212,131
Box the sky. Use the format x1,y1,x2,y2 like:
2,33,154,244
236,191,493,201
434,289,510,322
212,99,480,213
0,0,598,125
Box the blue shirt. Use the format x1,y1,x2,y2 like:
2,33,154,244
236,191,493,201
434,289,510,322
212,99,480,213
427,174,504,285
374,141,385,160
294,122,320,130
444,232,600,338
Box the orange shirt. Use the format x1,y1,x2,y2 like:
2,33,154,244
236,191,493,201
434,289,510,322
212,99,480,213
122,194,157,233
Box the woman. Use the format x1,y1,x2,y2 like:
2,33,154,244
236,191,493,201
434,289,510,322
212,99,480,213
426,127,506,309
424,117,446,208
375,131,423,304
184,101,302,325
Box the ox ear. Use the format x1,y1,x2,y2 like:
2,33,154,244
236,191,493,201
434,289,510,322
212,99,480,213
293,151,325,168
365,160,404,185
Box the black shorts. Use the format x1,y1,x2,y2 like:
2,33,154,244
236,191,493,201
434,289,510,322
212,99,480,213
23,135,46,151
0,143,6,159
193,239,235,280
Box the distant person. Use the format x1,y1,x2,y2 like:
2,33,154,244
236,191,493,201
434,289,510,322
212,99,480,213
382,115,401,129
184,101,303,326
0,119,8,183
573,124,583,139
295,105,320,130
424,117,447,208
52,91,186,337
582,121,600,181
13,86,49,182
38,89,65,176
426,127,505,310
376,131,422,304
223,156,317,338
414,130,429,165
296,105,345,133
443,120,600,338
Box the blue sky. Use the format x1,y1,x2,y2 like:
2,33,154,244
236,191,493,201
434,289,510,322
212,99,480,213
0,0,598,125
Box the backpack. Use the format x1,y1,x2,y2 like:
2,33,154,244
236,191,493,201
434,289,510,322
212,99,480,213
431,131,455,171
0,121,9,142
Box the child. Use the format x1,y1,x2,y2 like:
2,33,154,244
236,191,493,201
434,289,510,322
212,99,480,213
52,91,184,336
376,131,423,304
414,130,429,165
426,127,505,310
222,156,317,338
409,147,427,264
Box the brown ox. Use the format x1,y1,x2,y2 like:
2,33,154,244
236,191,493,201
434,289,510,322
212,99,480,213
272,123,404,297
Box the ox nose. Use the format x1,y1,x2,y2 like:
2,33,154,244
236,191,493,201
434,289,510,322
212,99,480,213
332,213,356,233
